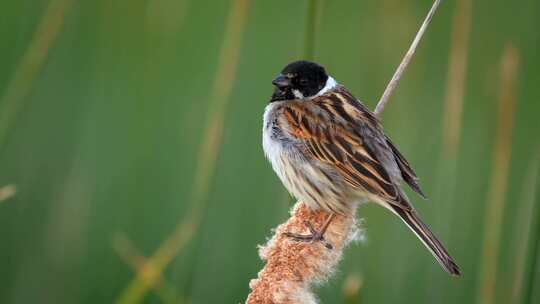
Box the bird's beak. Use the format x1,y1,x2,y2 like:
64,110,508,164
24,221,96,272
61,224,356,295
272,74,290,88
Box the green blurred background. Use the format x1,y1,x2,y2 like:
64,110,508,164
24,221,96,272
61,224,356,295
0,0,539,303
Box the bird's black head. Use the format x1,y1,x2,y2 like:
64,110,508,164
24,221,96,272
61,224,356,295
270,60,329,102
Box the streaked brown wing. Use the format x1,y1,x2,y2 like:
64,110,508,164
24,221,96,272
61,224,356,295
385,136,427,199
278,88,418,210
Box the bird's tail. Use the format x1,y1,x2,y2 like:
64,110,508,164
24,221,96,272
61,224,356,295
390,206,461,276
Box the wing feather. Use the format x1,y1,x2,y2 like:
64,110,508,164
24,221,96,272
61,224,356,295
278,87,424,210
385,136,427,199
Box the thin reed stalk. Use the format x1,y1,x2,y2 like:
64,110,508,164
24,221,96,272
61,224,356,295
115,0,251,303
374,0,442,116
477,44,520,304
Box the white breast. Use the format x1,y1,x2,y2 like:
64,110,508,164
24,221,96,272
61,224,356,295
262,100,354,214
262,102,285,177
263,102,329,211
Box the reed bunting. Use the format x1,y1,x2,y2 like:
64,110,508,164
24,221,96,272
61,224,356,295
262,60,460,276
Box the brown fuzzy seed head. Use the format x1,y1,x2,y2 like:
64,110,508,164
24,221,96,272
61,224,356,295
246,202,358,304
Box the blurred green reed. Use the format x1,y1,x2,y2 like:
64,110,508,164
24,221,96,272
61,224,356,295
511,156,539,304
304,0,321,61
116,0,250,303
477,44,519,304
342,273,363,304
0,0,73,149
0,0,539,304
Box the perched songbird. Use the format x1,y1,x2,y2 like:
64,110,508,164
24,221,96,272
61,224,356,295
262,60,460,276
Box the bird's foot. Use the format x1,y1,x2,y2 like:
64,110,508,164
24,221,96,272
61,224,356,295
283,220,333,250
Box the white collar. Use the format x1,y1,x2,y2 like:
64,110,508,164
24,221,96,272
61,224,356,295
292,76,338,100
315,76,337,97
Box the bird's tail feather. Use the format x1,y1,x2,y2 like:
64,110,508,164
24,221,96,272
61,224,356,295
390,206,461,276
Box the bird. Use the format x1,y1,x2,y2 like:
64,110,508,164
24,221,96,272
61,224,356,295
262,60,461,276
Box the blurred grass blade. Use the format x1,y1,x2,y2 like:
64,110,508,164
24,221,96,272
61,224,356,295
441,0,471,159
527,250,540,304
113,233,181,304
115,223,195,304
521,151,540,304
509,155,539,304
115,0,251,303
0,0,73,148
430,0,472,281
477,44,520,304
0,184,17,203
433,0,472,216
304,0,321,61
343,273,363,304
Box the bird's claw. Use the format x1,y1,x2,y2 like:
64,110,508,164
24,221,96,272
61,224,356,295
283,220,334,250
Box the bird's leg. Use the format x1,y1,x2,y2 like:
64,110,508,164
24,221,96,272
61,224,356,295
283,213,336,249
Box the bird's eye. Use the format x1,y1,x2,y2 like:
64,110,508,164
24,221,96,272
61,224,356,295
299,79,308,86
